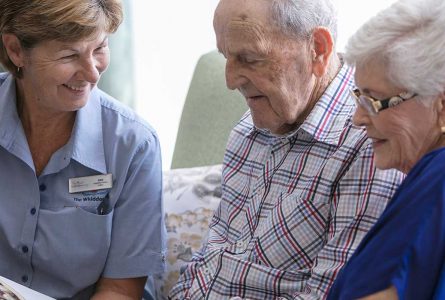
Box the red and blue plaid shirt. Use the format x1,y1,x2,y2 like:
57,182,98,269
169,64,404,299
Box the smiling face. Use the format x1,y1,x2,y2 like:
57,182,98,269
15,31,109,115
213,0,317,135
353,60,445,173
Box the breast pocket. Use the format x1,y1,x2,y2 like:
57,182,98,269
250,191,331,270
32,206,114,290
41,189,111,215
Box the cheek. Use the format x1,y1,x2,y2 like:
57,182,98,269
98,53,110,73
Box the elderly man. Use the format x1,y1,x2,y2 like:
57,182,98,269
169,0,404,298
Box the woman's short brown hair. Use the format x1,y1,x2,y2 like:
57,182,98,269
0,0,123,77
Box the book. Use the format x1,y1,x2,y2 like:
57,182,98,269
0,278,24,300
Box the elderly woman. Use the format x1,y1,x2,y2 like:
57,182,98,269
0,1,165,299
327,0,445,299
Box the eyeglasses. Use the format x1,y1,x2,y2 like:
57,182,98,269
351,88,417,116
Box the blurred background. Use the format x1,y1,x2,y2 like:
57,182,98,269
101,0,398,169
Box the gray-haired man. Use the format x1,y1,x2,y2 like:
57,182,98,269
169,0,403,298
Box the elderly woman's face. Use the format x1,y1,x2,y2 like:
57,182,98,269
19,31,109,113
353,61,443,173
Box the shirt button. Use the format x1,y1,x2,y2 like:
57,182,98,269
30,208,36,215
236,240,246,248
21,275,28,283
22,246,29,253
39,184,46,191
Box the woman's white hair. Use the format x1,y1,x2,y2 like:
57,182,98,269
345,0,445,97
271,0,338,44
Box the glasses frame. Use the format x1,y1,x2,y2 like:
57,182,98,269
351,88,417,116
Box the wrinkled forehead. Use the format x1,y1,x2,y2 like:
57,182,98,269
214,0,273,33
214,0,276,49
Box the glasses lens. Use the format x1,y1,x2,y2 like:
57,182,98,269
351,89,377,115
359,96,377,115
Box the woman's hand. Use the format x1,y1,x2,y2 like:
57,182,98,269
91,277,147,300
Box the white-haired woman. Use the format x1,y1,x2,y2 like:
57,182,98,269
327,0,445,299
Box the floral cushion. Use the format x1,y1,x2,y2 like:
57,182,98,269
149,164,222,299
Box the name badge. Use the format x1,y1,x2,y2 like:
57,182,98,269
69,174,113,193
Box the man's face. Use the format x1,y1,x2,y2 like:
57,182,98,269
214,0,316,135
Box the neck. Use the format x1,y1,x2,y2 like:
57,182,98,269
295,54,342,125
15,81,76,140
311,55,342,104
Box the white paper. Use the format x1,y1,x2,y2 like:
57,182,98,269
0,276,54,300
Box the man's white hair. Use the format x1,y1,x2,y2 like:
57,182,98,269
345,0,445,97
271,0,338,44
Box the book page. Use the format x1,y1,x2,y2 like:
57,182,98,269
0,278,24,300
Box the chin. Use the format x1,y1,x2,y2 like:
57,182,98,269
64,100,88,112
374,157,398,171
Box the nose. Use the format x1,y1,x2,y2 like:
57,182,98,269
352,105,371,127
81,55,107,84
225,58,248,90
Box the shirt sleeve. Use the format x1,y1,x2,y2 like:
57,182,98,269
168,224,210,298
102,130,166,278
290,145,403,299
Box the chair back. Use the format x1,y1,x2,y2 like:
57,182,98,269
171,50,247,169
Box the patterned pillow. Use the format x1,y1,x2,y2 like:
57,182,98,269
149,164,223,299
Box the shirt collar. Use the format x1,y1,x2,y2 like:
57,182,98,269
0,74,30,157
246,62,356,146
0,73,106,174
300,62,355,145
70,87,107,174
0,74,18,140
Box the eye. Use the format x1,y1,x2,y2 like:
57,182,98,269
60,53,78,60
95,44,108,53
244,57,257,64
238,55,257,64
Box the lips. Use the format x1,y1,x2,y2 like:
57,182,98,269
246,95,266,101
63,84,88,92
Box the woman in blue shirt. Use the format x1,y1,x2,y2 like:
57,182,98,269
327,0,445,299
0,1,165,299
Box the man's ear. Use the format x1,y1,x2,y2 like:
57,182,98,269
2,33,25,68
310,27,334,78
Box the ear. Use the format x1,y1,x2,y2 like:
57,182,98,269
437,92,445,129
310,27,334,78
2,33,25,67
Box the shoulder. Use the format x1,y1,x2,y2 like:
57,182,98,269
406,147,445,188
96,88,159,149
231,111,254,135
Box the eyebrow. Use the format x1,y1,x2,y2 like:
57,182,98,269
56,37,108,52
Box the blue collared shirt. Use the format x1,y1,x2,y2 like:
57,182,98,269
0,73,166,299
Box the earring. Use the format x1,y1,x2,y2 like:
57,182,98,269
16,66,21,75
441,126,445,134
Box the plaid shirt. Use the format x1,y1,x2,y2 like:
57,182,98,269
169,64,404,299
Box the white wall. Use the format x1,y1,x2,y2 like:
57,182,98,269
132,0,220,169
132,0,397,170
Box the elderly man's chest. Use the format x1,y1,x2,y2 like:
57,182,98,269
220,140,340,269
